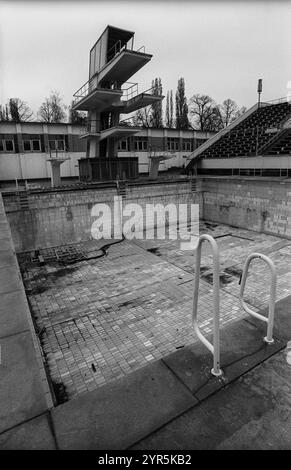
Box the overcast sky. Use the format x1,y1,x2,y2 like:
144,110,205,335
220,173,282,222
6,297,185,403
0,0,290,116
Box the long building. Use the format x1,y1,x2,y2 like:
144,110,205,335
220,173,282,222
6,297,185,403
0,120,213,187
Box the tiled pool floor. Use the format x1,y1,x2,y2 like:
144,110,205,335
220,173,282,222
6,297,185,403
19,222,291,401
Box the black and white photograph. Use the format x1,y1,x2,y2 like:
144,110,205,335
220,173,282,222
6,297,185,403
0,0,290,454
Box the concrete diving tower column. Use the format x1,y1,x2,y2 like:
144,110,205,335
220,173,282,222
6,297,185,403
148,154,175,179
46,153,70,187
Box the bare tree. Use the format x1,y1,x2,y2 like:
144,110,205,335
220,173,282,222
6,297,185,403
9,98,33,122
219,100,248,127
236,105,247,118
189,94,223,131
68,101,87,124
132,106,152,127
219,99,239,127
38,91,67,123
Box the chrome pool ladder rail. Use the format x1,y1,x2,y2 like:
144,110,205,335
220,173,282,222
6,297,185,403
239,252,277,344
192,234,223,377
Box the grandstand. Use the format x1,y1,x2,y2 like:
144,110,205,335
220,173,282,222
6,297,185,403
186,99,291,177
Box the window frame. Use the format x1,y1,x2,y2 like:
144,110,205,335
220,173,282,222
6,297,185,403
0,139,15,152
167,137,180,152
23,140,32,152
22,135,42,153
118,138,129,151
134,136,148,151
182,138,193,152
48,137,66,152
32,139,41,151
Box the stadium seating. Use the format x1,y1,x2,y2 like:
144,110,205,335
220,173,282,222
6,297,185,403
199,102,291,159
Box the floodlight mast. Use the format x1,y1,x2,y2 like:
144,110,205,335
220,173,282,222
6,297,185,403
255,78,263,156
257,78,263,107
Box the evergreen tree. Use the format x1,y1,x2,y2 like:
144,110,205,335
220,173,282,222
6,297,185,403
150,77,163,128
175,78,189,129
0,105,7,121
165,90,174,128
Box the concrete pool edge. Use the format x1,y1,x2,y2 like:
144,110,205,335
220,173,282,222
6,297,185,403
0,193,54,437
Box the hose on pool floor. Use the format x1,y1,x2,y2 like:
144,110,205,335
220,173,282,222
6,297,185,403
58,235,126,265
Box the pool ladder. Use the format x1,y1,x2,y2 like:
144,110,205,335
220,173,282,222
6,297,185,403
192,235,277,377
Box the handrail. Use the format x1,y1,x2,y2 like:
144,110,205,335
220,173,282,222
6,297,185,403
192,234,223,377
258,128,288,154
121,82,139,101
239,252,277,344
136,45,145,54
118,117,137,127
121,84,156,103
107,39,124,61
263,96,291,105
107,40,146,62
73,79,122,106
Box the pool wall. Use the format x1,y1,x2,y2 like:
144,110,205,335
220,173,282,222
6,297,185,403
3,179,202,252
202,177,291,237
2,176,291,252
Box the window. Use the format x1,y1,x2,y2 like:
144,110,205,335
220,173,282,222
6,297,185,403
0,139,14,152
167,137,179,151
49,140,56,151
5,140,14,151
48,135,66,152
22,135,41,152
33,140,41,151
23,141,31,151
57,140,65,151
134,136,148,151
182,138,193,152
118,138,128,151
